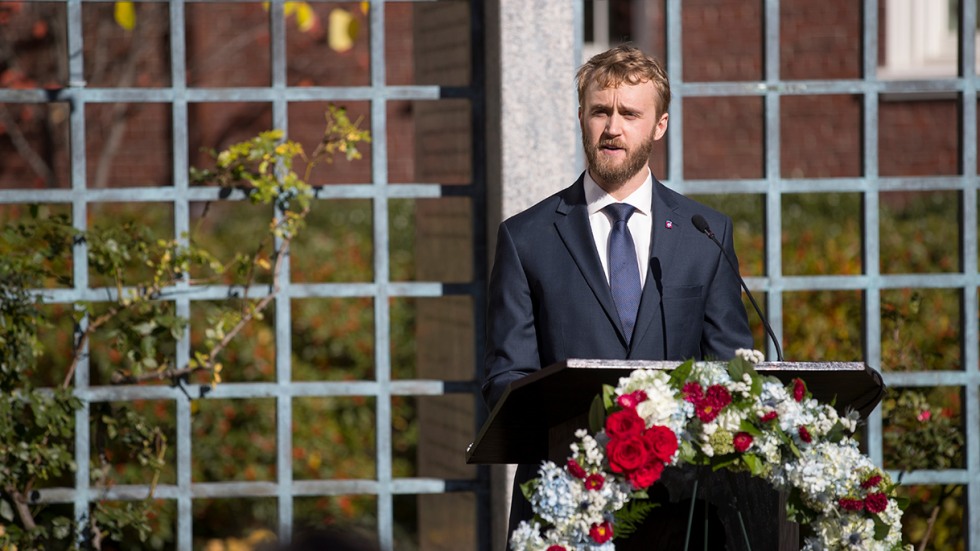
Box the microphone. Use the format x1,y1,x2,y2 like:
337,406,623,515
691,214,784,362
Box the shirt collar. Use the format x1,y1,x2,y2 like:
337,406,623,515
584,168,653,217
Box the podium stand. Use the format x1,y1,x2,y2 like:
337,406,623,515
466,359,885,550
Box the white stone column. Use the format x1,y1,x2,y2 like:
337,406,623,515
484,2,580,550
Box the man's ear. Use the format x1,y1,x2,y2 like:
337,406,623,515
654,112,669,141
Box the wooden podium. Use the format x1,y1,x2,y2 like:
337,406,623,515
466,359,885,550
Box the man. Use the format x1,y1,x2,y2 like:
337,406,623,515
482,45,754,545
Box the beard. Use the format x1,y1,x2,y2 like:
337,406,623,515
583,131,656,189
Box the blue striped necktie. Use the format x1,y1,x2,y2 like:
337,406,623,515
604,203,641,344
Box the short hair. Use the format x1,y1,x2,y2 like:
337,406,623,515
576,45,671,116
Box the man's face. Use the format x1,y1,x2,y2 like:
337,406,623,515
579,80,669,190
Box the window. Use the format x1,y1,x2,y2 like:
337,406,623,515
880,0,979,79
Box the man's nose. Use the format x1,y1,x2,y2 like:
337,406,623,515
604,113,623,136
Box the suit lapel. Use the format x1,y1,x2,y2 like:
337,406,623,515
553,176,628,345
629,179,681,358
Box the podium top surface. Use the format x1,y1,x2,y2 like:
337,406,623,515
466,359,884,465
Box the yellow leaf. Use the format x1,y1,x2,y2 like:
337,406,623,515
246,529,276,545
307,451,322,471
256,257,271,270
294,2,317,32
283,1,296,17
360,1,369,15
328,8,355,52
213,362,223,373
114,1,136,31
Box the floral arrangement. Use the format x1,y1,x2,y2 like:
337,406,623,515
511,350,910,551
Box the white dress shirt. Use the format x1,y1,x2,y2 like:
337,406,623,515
584,169,653,289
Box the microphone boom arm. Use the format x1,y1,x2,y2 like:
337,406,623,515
692,215,784,362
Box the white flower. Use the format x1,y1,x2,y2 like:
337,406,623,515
735,348,765,364
509,521,546,551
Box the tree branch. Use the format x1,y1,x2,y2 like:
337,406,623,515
91,6,162,189
0,104,55,185
917,484,957,551
61,277,175,389
120,210,306,385
4,487,37,532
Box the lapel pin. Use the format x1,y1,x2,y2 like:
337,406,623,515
665,220,673,229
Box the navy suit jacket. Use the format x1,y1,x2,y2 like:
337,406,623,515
483,174,753,410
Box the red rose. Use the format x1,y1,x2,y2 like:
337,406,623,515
705,385,732,408
864,492,889,514
546,547,567,551
606,436,649,473
566,458,587,479
695,402,721,423
627,461,664,489
605,408,645,439
585,473,605,491
860,475,883,489
589,521,614,544
733,432,753,453
838,497,865,512
643,425,678,462
683,382,704,403
617,389,648,409
759,410,778,423
798,425,812,443
793,378,807,402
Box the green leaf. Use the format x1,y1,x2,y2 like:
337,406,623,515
738,419,763,437
613,498,660,540
52,516,72,539
742,453,762,476
824,421,846,443
133,320,156,336
520,478,539,502
668,359,694,388
871,513,890,540
711,455,739,472
678,439,698,463
783,489,816,524
589,393,606,434
787,439,801,458
775,426,802,458
726,357,747,382
601,384,616,411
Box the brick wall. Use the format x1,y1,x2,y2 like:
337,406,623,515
627,0,961,181
0,3,419,190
